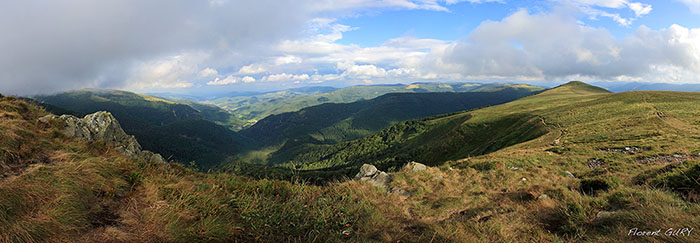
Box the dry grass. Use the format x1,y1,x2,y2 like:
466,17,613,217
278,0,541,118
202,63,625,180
3,83,700,242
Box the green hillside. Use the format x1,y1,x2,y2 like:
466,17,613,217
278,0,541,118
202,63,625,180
34,90,246,169
230,81,700,241
237,87,540,166
0,95,392,242
4,81,700,242
211,83,544,125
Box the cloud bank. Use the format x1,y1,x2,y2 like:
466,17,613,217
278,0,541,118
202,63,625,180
0,0,699,95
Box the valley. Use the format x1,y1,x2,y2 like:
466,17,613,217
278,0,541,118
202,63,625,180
3,81,700,242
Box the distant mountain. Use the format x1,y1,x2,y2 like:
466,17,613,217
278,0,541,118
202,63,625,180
211,82,544,125
592,82,700,93
34,89,246,169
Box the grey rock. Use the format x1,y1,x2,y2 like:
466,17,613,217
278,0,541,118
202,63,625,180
355,164,391,189
404,161,427,172
41,111,166,164
537,194,549,200
39,114,56,123
150,153,166,164
355,164,378,179
564,170,575,178
369,172,391,188
509,167,523,171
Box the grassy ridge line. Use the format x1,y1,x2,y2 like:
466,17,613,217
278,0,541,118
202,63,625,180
213,83,544,124
233,87,541,168
242,88,539,147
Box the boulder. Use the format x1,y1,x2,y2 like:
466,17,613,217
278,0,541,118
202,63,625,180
355,164,379,179
355,164,391,189
40,112,166,164
404,161,427,172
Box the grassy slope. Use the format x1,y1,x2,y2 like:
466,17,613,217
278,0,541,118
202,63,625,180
212,83,544,124
242,87,539,147
5,80,700,242
232,85,542,167
34,90,246,169
0,95,399,242
360,81,700,242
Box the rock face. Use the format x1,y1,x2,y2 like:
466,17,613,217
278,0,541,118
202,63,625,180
404,161,427,172
40,112,166,164
354,164,391,189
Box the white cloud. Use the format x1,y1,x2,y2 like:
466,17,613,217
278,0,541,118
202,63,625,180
628,2,652,16
437,10,700,83
207,75,240,85
262,73,311,82
1,0,498,95
125,52,209,90
237,64,267,74
275,55,303,65
558,0,652,26
4,0,698,94
198,68,219,78
197,8,700,89
242,76,256,83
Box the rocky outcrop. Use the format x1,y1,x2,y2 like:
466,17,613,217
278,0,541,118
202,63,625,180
354,164,391,189
39,111,166,164
404,161,427,172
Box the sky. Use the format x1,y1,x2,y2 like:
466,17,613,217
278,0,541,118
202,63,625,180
1,0,699,95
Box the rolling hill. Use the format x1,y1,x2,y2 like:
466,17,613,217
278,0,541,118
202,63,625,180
211,83,544,125
237,87,541,165
229,81,700,241
34,89,247,169
4,81,700,242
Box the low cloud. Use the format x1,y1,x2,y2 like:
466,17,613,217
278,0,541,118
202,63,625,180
1,0,485,95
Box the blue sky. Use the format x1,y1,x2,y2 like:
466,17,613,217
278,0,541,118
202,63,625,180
337,0,700,46
1,0,700,95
